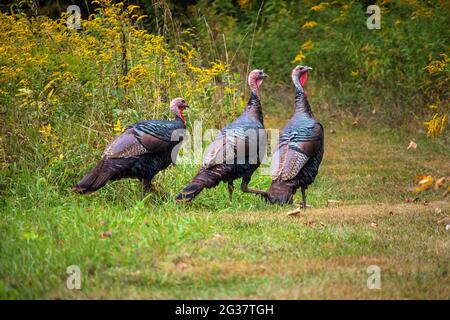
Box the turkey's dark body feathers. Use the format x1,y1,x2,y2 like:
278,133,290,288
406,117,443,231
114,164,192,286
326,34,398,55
176,91,265,202
266,94,324,205
72,117,185,194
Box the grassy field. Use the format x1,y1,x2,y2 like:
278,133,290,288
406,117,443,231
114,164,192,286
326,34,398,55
1,113,449,299
0,0,449,300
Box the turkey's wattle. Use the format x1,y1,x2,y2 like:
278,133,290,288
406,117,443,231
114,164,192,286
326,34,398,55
71,98,188,196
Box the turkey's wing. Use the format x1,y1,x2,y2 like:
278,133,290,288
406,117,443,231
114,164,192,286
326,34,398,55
202,128,261,168
271,138,322,181
104,128,174,158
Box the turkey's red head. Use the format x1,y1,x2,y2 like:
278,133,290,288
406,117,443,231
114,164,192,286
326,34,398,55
292,65,312,96
170,97,189,125
248,69,268,97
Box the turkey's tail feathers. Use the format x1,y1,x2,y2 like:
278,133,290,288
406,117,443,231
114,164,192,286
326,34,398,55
266,181,295,205
175,182,205,202
72,159,114,194
176,168,223,202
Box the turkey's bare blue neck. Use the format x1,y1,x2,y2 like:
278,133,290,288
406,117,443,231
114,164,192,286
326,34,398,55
294,86,313,117
174,114,187,127
242,91,264,123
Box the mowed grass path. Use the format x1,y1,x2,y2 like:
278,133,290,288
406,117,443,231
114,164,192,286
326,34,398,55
0,121,449,299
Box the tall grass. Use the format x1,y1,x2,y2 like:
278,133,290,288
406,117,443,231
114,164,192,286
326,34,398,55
0,0,244,201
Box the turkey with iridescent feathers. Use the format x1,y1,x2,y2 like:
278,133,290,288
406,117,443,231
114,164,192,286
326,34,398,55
176,69,268,202
257,65,324,206
72,98,188,196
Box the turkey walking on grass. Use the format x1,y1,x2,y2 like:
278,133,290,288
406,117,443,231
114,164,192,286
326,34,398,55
176,69,268,202
257,65,324,207
72,98,189,196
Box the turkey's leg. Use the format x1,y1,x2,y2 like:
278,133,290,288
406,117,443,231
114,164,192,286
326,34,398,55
240,178,268,198
300,187,312,209
227,181,234,202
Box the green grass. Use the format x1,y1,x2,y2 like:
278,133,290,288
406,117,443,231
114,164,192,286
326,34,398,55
1,119,449,299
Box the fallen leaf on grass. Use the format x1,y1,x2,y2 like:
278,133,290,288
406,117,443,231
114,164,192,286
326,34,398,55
404,197,419,203
287,208,302,216
415,175,434,193
407,140,417,150
435,177,445,190
435,208,442,214
100,231,112,238
389,211,394,215
329,129,336,134
369,221,378,228
423,200,429,206
446,225,450,231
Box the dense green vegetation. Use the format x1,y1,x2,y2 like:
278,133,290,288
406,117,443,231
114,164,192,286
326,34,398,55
0,0,448,299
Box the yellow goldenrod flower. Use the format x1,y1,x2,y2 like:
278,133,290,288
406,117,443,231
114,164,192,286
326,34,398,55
237,0,251,9
424,113,447,137
301,40,314,51
292,52,306,64
114,119,123,134
302,21,318,29
311,3,328,11
39,124,53,141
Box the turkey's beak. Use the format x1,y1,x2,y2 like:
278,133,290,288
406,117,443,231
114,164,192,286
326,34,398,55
263,72,268,78
305,66,312,71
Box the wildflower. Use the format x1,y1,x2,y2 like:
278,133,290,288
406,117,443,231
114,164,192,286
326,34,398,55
292,52,306,64
237,0,251,9
39,123,53,141
311,3,328,11
225,87,237,94
114,119,123,134
302,21,318,29
424,114,446,137
425,54,448,74
301,40,314,51
351,70,359,77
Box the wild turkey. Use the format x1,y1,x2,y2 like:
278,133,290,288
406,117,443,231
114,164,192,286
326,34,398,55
176,69,268,202
72,98,189,195
260,65,324,206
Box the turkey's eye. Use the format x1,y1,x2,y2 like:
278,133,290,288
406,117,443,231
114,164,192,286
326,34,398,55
181,100,185,103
